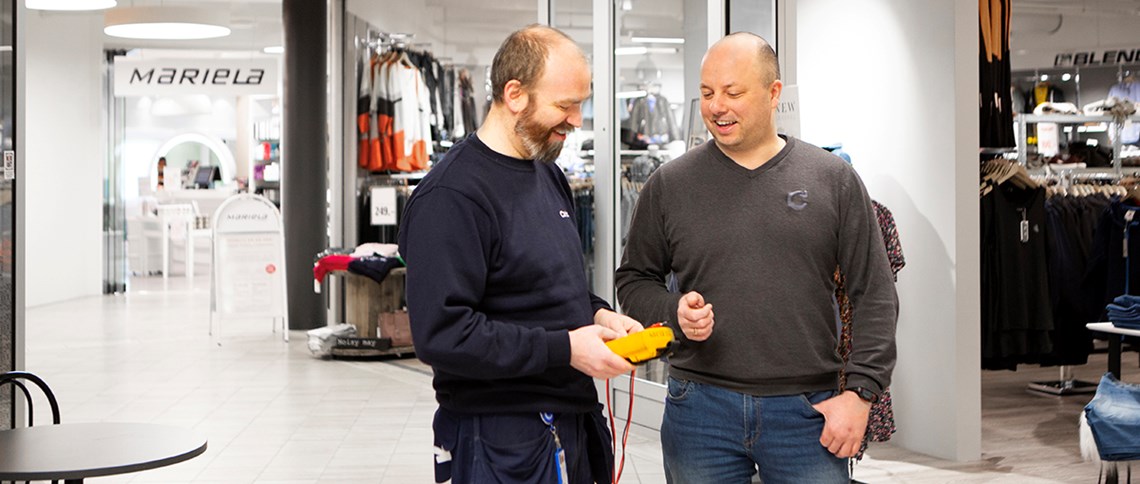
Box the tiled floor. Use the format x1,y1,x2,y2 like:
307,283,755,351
18,274,1140,483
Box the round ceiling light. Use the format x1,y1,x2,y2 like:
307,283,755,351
26,0,116,10
105,7,231,40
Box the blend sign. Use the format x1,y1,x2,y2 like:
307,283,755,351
1053,48,1140,67
114,58,279,96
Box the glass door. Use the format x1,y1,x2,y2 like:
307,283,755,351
103,51,127,294
1,0,16,429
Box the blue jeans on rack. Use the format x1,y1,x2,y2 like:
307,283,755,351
661,377,849,484
1085,372,1140,461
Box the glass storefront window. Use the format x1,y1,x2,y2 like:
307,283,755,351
614,0,689,385
1,0,14,428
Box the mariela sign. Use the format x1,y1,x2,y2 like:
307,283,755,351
114,58,279,96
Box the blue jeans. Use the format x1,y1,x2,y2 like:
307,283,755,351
1085,372,1140,461
661,377,849,484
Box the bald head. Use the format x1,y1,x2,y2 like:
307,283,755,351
490,24,587,104
706,32,780,87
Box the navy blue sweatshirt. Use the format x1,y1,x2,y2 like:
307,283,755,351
398,134,610,414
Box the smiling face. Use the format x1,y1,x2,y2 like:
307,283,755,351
514,41,591,163
699,35,782,160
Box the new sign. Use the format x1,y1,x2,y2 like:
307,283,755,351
114,58,279,96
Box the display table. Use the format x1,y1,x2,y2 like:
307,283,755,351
0,422,207,483
1086,322,1140,379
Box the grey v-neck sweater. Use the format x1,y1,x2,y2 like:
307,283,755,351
616,136,898,396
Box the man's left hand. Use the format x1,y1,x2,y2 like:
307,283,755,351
812,390,872,458
593,309,644,337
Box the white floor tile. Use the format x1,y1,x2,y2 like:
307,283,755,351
19,274,1140,483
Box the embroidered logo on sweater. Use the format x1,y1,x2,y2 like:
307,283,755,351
559,210,571,219
787,190,809,211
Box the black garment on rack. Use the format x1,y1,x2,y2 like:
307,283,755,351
572,184,595,286
625,94,678,149
458,71,478,137
1040,195,1110,366
979,0,1014,148
981,182,1053,370
1081,199,1140,323
441,67,455,136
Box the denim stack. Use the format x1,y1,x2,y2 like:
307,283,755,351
1106,295,1140,330
1085,373,1140,461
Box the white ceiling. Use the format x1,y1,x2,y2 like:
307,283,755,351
98,0,1140,68
99,0,686,57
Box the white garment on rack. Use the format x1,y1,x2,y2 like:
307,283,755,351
391,59,434,167
1108,82,1140,144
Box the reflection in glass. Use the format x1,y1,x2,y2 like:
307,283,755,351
614,0,688,385
552,0,598,287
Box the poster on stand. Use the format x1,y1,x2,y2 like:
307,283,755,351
211,194,288,340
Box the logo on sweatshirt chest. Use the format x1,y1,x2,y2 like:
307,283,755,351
786,190,809,211
559,210,571,219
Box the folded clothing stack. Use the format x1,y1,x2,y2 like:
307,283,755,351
1085,372,1140,462
1106,294,1140,330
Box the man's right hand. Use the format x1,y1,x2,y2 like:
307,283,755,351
677,291,715,341
569,325,635,379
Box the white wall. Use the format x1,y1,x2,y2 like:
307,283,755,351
793,0,981,461
23,10,105,307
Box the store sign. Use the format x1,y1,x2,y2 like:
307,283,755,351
1054,48,1140,67
114,58,279,96
775,84,801,138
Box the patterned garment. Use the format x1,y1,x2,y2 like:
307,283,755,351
836,200,904,461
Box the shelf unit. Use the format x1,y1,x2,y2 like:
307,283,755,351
1016,113,1140,173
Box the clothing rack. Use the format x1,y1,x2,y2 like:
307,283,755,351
1028,169,1130,395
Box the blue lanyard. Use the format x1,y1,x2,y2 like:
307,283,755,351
540,412,569,484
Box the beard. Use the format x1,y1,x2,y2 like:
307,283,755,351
515,102,573,163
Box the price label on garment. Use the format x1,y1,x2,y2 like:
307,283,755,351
371,186,398,226
1037,123,1060,157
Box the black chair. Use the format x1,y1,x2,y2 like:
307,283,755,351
0,371,61,427
1,371,61,484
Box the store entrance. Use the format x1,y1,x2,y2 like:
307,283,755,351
103,51,281,295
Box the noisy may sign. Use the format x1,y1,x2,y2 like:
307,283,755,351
114,58,279,96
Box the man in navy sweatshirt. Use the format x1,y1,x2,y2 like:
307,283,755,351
398,25,643,484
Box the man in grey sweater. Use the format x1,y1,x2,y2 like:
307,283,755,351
615,33,898,483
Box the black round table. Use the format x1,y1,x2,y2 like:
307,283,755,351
0,422,207,483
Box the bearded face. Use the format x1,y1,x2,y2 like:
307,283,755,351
515,98,574,163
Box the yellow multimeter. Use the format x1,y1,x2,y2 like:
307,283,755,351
605,324,677,364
